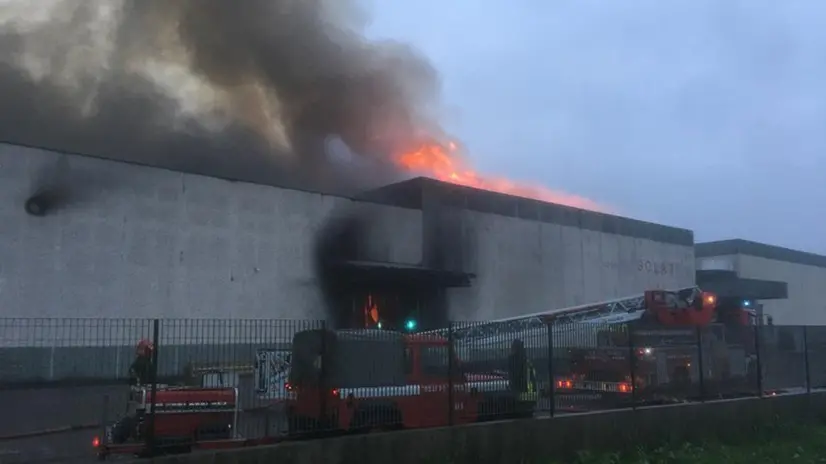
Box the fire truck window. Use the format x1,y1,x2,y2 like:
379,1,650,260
334,339,407,388
421,346,450,377
289,331,326,387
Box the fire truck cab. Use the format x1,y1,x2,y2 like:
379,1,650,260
285,329,526,436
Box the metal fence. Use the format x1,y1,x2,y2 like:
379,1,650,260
1,318,826,461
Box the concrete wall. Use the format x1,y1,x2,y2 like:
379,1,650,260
2,144,697,327
152,392,826,464
0,144,422,323
739,256,826,325
449,211,696,321
696,240,826,325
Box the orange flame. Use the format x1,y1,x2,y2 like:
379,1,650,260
364,294,380,328
395,141,605,211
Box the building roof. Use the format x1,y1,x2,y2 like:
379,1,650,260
696,239,826,269
360,177,694,246
6,142,693,246
4,141,350,196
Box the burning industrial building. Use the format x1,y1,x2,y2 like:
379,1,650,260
4,5,826,463
0,0,658,328
0,142,695,329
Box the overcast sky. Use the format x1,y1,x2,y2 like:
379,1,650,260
367,0,826,254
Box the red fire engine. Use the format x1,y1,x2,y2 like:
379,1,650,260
96,328,531,458
285,328,531,437
427,287,761,408
551,288,761,404
95,386,239,459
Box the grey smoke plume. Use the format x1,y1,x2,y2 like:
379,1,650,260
0,0,442,192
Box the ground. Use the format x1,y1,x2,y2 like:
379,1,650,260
558,426,826,464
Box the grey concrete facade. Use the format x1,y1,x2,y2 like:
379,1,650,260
364,177,696,321
1,143,694,351
696,239,826,325
0,144,421,324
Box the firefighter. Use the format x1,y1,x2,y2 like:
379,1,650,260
507,339,538,416
130,339,155,386
110,340,155,444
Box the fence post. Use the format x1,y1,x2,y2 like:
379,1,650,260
754,325,764,397
145,319,160,456
803,326,811,395
99,394,110,452
319,320,328,432
696,326,705,402
627,324,637,408
546,320,555,417
447,322,455,427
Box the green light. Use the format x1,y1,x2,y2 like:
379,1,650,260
405,319,417,331
377,322,383,329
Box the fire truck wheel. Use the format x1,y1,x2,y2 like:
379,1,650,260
514,401,535,419
477,397,515,422
671,365,691,390
349,406,402,432
287,415,320,437
195,425,232,441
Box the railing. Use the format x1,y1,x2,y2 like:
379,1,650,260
1,318,826,462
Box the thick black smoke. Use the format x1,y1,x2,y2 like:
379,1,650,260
313,199,470,329
0,0,442,192
1,1,450,323
313,206,368,327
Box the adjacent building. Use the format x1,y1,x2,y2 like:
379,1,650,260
696,239,826,325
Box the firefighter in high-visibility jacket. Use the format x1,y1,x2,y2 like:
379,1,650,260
508,339,539,415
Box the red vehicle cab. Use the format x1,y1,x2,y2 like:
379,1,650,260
285,328,523,437
644,288,717,326
95,385,238,458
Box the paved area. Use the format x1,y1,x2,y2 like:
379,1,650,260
0,383,287,463
0,385,127,463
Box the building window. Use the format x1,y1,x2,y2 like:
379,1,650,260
696,257,735,271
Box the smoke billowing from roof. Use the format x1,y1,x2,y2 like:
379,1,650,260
0,0,443,192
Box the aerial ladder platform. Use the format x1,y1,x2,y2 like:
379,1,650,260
427,286,704,347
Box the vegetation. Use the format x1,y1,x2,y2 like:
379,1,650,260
558,425,826,464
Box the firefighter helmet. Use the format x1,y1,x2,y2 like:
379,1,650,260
136,339,154,356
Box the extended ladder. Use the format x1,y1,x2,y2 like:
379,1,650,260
431,286,701,345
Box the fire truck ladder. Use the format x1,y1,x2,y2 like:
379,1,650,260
432,286,700,345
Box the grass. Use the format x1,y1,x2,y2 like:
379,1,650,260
556,425,826,464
